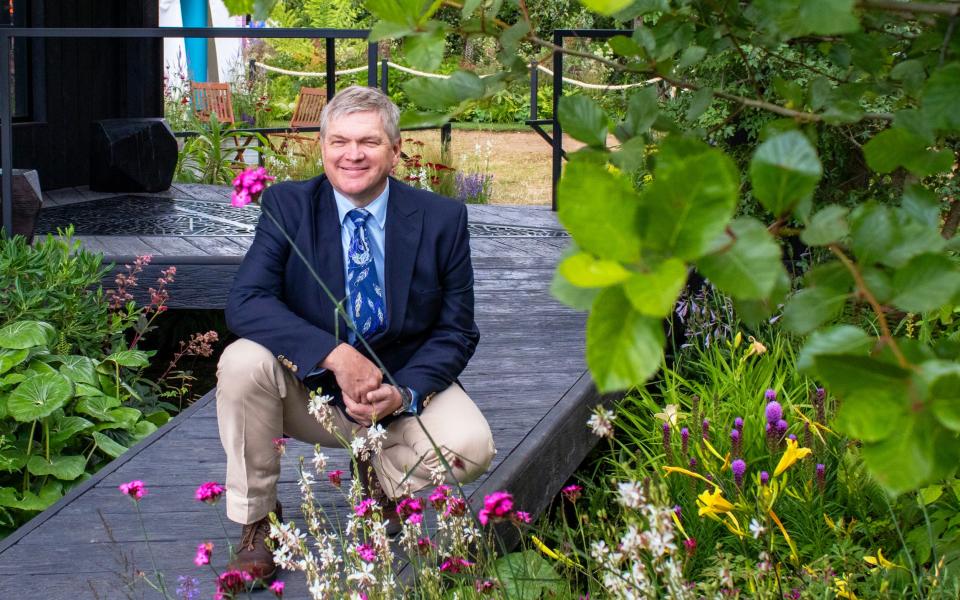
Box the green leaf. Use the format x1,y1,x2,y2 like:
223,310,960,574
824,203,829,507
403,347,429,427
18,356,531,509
494,550,563,600
891,254,960,313
902,184,940,229
891,60,927,92
76,395,122,421
57,356,99,387
365,0,424,25
922,63,960,131
107,407,143,430
367,20,413,42
48,415,95,448
222,0,278,21
7,374,73,422
558,96,608,148
642,139,740,260
802,205,849,246
622,258,688,317
782,286,848,335
834,388,905,442
609,35,644,57
750,131,822,217
586,287,664,392
863,127,954,176
813,354,910,396
558,160,643,262
403,71,485,112
685,87,713,122
609,136,648,172
919,361,960,431
0,447,28,472
678,46,706,70
551,270,600,311
398,111,451,129
861,411,936,496
616,86,658,141
558,253,632,288
0,348,29,375
102,350,150,369
798,0,859,35
131,420,158,442
404,28,446,72
92,432,128,459
27,455,86,481
0,481,62,511
0,321,55,350
579,0,634,17
697,218,784,300
734,268,790,327
796,325,873,373
460,0,483,17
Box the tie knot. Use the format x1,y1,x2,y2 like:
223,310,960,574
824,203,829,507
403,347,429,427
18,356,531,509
347,209,371,228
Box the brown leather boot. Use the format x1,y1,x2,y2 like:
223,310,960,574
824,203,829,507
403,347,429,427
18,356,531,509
227,502,282,581
357,459,401,536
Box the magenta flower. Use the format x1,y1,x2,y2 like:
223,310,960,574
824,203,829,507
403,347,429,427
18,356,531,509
397,497,424,523
765,400,782,424
684,537,697,555
513,511,532,524
231,167,276,207
731,459,746,488
195,482,225,504
215,570,253,599
440,556,475,573
356,543,377,562
327,469,343,488
475,579,498,594
194,541,213,566
478,491,514,525
119,480,147,501
429,485,451,509
269,580,285,597
444,496,467,517
272,437,287,455
354,498,377,518
416,536,435,554
561,484,582,502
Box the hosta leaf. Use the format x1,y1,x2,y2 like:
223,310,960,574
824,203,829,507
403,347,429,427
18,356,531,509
0,348,29,375
107,407,143,430
27,455,86,480
623,258,688,317
0,448,29,472
586,287,664,392
697,217,785,300
92,432,128,459
7,373,73,422
57,356,99,386
558,159,643,262
750,131,822,217
0,481,62,511
0,321,55,350
48,415,95,448
101,350,150,369
75,395,122,421
558,95,609,148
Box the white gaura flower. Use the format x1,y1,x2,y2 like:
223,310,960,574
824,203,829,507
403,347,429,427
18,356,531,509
590,539,610,562
749,518,766,539
312,447,328,474
587,405,616,438
346,561,377,588
351,436,368,459
617,480,645,509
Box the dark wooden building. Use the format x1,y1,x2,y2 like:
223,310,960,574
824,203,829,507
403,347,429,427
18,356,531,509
7,0,163,189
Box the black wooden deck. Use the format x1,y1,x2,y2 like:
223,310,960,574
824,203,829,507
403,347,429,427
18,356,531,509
1,194,604,598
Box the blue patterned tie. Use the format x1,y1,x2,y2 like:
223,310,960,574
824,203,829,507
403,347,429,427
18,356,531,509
346,209,385,337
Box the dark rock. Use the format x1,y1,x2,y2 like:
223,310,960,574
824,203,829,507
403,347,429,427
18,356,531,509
90,118,177,192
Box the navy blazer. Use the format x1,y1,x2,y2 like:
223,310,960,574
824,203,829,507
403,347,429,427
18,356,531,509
225,174,480,397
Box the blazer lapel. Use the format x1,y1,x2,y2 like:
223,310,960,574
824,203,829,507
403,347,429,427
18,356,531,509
384,180,423,340
312,179,349,339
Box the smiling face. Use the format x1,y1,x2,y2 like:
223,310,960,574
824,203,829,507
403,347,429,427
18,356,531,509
320,110,401,207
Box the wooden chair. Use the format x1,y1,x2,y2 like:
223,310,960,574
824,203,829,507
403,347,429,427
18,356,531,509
274,87,327,154
190,81,236,124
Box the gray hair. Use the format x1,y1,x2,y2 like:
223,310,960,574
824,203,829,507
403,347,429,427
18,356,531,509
320,85,400,143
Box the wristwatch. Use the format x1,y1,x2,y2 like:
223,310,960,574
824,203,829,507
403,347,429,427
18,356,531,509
391,386,415,417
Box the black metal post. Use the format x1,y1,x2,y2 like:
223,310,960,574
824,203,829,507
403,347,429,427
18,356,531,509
530,61,538,121
325,37,336,100
0,32,11,238
380,59,388,94
366,42,378,87
552,32,563,212
248,58,256,82
440,122,452,165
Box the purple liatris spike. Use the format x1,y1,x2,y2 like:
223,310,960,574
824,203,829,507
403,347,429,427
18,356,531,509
730,428,741,458
765,421,777,451
674,505,682,519
765,401,782,424
681,427,690,455
776,419,789,437
816,463,826,491
734,417,743,431
662,422,672,460
702,418,710,440
689,457,697,470
691,395,700,430
760,471,769,486
787,433,797,441
765,388,777,402
815,387,826,423
732,459,746,488
804,421,813,450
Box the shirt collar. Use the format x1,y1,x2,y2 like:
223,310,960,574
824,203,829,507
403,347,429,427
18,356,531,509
333,180,389,231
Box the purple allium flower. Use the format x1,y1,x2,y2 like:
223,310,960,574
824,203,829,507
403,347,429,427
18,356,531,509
681,427,690,455
734,417,743,431
765,401,783,424
760,471,769,486
702,418,710,440
765,389,777,402
732,459,746,487
816,463,826,491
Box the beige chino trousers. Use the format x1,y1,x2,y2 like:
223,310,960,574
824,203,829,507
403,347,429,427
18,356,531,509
216,338,496,524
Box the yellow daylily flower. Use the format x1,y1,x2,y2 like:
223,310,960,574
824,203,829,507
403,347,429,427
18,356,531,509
531,535,578,567
663,465,715,487
774,438,813,477
697,487,734,519
671,510,689,540
702,437,726,463
824,513,837,531
833,576,858,600
769,509,799,562
724,512,745,538
744,335,767,358
864,548,903,570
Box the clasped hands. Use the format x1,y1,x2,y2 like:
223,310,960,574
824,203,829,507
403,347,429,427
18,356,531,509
321,343,401,427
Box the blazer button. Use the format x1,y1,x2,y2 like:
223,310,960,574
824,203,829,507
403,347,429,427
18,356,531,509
278,354,285,361
291,364,299,373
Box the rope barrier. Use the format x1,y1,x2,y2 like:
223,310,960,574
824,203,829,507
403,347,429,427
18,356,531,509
252,60,660,90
